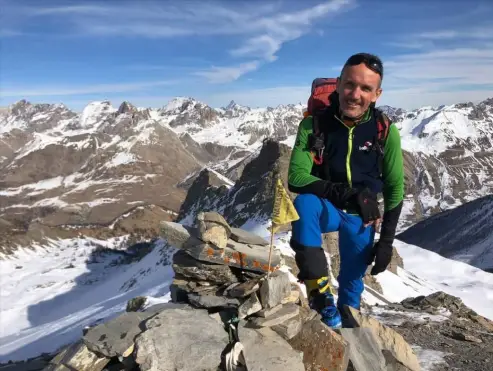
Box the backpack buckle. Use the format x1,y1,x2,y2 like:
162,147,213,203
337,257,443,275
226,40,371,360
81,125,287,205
308,133,325,165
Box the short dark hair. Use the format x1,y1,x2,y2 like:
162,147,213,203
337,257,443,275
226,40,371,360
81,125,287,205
342,52,384,80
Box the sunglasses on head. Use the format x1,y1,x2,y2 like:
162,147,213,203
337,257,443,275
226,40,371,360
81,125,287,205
344,53,383,78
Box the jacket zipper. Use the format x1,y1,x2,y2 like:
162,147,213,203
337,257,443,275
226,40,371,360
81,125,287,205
346,127,354,187
334,115,355,188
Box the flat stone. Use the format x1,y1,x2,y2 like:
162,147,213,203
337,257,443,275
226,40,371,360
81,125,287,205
237,323,305,371
230,227,269,246
83,311,158,358
281,290,300,304
343,305,421,371
248,303,299,328
172,249,238,284
188,293,240,309
288,318,350,371
47,340,109,371
256,304,283,318
340,328,387,371
197,211,232,234
238,293,262,319
259,270,291,309
272,316,302,340
134,307,229,371
159,221,197,249
198,224,229,249
227,279,260,298
184,238,281,273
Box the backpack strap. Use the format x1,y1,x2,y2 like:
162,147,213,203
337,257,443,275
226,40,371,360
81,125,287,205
374,109,392,176
308,114,325,165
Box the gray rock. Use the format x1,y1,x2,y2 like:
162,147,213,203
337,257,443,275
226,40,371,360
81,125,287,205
197,212,231,249
45,340,109,371
271,316,302,340
172,249,238,284
160,221,198,249
83,311,158,358
237,323,305,371
230,227,269,246
184,238,281,273
134,307,229,371
340,328,387,371
256,304,283,318
259,270,291,309
238,293,262,319
288,318,350,371
188,293,240,309
198,223,229,249
227,279,260,298
248,303,299,328
382,350,414,371
197,211,232,234
170,279,190,303
126,296,147,312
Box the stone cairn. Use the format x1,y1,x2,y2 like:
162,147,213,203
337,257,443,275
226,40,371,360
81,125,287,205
43,211,423,371
168,211,307,330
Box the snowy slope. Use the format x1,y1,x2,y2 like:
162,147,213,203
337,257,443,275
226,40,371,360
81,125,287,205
397,194,493,272
1,218,493,365
0,236,176,362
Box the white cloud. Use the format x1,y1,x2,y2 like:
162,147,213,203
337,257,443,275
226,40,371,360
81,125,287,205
202,0,355,82
5,1,355,83
0,80,178,97
417,27,493,40
194,62,261,84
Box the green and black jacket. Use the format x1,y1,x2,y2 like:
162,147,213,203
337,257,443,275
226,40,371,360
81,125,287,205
288,104,405,244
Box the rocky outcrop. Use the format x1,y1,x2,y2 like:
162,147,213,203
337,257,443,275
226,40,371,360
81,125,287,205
40,211,429,371
177,138,295,228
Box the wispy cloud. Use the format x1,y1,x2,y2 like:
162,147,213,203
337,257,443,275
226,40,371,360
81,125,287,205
4,1,355,83
0,80,178,98
380,43,493,108
416,27,493,40
194,62,261,84
0,29,22,37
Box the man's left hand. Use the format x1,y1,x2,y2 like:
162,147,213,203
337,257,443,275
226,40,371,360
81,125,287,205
368,241,393,275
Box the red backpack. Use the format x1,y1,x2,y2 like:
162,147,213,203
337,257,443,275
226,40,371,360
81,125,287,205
305,77,391,170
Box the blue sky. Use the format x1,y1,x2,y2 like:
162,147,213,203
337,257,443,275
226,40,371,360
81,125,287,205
1,0,493,112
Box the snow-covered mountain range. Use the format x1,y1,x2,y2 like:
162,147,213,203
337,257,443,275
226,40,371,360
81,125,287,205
2,94,493,368
1,95,492,251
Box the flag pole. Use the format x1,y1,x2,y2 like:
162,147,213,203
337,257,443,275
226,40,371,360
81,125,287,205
267,223,275,277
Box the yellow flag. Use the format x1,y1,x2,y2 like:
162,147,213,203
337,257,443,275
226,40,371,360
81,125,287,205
271,178,299,233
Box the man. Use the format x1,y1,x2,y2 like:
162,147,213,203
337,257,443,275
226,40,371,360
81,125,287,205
287,52,404,329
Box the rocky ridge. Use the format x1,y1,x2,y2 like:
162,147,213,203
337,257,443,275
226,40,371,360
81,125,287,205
13,210,491,371
38,211,424,371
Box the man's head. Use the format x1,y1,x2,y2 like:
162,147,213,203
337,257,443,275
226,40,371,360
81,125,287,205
336,53,383,119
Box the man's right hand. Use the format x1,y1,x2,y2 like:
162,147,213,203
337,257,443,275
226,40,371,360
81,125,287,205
353,188,381,225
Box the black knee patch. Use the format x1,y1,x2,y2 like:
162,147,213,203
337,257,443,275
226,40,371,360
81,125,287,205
290,239,328,281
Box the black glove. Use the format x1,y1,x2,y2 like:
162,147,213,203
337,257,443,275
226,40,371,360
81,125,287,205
288,179,358,210
322,182,359,210
367,200,404,275
353,188,380,224
367,241,393,275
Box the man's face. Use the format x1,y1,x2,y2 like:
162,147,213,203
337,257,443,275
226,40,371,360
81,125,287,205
336,63,382,119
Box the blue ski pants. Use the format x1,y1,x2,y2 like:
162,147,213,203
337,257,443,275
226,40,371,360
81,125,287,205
291,193,376,310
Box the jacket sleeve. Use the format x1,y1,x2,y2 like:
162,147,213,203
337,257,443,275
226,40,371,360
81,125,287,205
287,117,328,197
379,123,405,244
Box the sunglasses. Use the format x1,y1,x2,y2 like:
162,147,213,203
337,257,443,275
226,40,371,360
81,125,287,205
344,54,383,78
